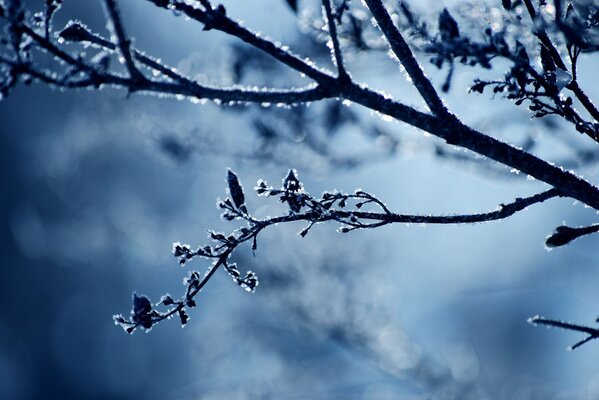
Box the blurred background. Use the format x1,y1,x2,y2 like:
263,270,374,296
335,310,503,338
1,0,599,399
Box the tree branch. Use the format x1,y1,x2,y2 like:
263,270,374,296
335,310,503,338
7,5,599,211
342,84,599,210
528,316,599,350
149,0,338,86
14,23,332,104
102,0,145,82
521,0,599,123
362,0,450,117
545,223,599,247
113,170,563,333
322,0,350,82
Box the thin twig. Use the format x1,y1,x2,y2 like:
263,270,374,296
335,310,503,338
114,170,565,333
521,0,599,123
102,0,145,82
47,22,330,103
322,0,350,82
529,316,599,350
362,0,451,117
545,223,599,247
158,1,337,86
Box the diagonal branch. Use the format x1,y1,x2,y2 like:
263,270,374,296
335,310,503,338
102,0,145,83
6,2,599,211
149,0,338,86
322,0,350,82
58,22,188,84
342,84,599,210
362,0,450,117
528,316,599,350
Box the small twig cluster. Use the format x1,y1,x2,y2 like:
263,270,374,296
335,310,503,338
404,1,599,142
114,168,567,333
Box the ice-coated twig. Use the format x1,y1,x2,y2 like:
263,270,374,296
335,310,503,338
101,0,145,82
146,0,337,85
322,0,350,82
114,170,564,333
57,21,188,83
362,0,450,117
521,0,599,124
4,20,332,104
545,223,599,248
528,316,599,350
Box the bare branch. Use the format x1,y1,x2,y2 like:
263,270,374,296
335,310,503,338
521,0,599,124
342,84,599,210
322,0,350,82
521,0,567,70
545,223,599,247
101,0,145,82
57,21,187,83
4,3,599,211
114,170,562,333
14,23,332,104
528,316,599,350
362,0,450,117
149,1,337,86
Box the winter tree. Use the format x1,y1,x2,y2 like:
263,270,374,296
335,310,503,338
2,0,599,398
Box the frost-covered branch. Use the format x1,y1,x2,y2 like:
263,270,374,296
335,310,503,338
363,0,450,117
114,169,563,333
528,316,599,350
101,0,145,82
2,0,599,212
144,0,337,85
523,0,599,124
0,17,332,104
545,223,599,248
322,0,350,82
415,1,599,143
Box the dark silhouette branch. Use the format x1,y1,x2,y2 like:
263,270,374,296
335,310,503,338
521,0,599,124
17,22,332,104
341,84,599,210
362,0,450,117
322,0,350,82
4,2,599,210
528,316,599,350
146,0,337,85
101,0,145,82
545,223,599,248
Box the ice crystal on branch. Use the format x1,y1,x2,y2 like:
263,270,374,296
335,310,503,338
111,168,571,333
